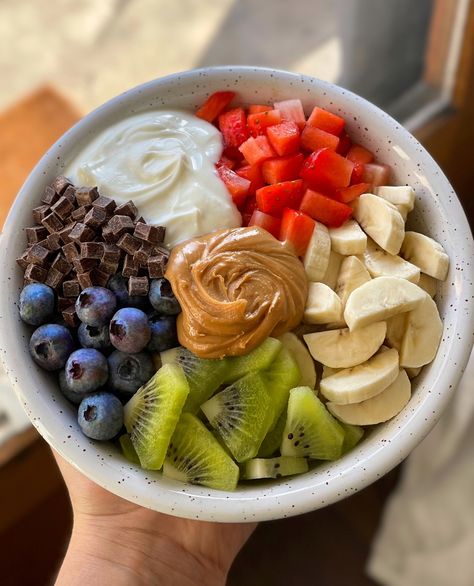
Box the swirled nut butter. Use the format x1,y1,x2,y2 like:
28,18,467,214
165,226,308,358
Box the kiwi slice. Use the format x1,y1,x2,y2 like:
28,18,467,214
123,363,189,470
258,410,286,458
201,373,274,462
281,387,344,460
242,456,308,480
263,347,300,430
223,337,282,384
119,433,140,465
160,346,228,413
163,413,239,491
340,422,364,453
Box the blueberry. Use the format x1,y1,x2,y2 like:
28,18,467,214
78,392,123,440
19,283,55,326
109,307,151,353
65,348,108,394
78,323,111,350
107,350,155,396
149,278,181,315
58,369,92,405
147,314,178,352
107,274,148,309
76,286,117,327
29,324,74,371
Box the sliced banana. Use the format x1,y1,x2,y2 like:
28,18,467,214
327,369,411,425
320,250,344,290
303,222,331,281
418,273,438,298
335,255,371,307
304,282,343,324
328,220,367,255
352,193,405,255
344,276,426,330
376,186,415,220
322,365,341,378
362,238,420,283
278,332,317,389
406,366,421,379
385,313,407,351
303,321,387,369
320,347,399,404
400,232,449,280
399,293,443,368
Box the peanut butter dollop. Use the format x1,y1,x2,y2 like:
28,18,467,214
165,226,308,358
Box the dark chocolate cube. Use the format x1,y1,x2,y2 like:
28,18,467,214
92,195,116,215
16,250,30,271
42,212,64,234
147,255,165,279
63,279,81,298
133,222,165,244
80,241,104,259
50,176,72,195
77,272,93,290
62,242,79,262
27,244,50,266
62,306,79,327
128,276,149,297
62,185,77,203
91,268,110,288
68,222,95,243
26,226,48,244
51,196,74,221
41,185,59,206
57,297,72,312
24,264,48,283
84,206,107,229
51,253,72,275
73,257,98,274
115,200,138,220
117,233,141,255
107,215,135,237
46,232,62,251
71,206,90,221
98,260,119,275
122,254,139,277
45,267,64,289
134,241,154,266
32,205,51,224
75,186,99,206
102,244,121,263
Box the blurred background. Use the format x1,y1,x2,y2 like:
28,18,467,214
1,1,473,584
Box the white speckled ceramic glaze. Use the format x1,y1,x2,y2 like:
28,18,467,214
1,67,473,522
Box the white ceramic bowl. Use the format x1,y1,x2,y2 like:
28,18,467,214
1,67,473,522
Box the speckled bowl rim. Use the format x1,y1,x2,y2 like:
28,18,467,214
1,66,473,522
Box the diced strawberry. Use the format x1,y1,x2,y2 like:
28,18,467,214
346,144,374,165
217,165,250,208
239,135,275,166
247,109,282,136
300,148,354,192
336,132,352,156
216,155,236,170
300,125,340,152
218,108,249,147
266,121,300,156
333,182,371,204
350,163,365,184
300,189,352,228
236,164,265,195
279,208,315,256
362,163,391,187
307,107,345,136
222,145,244,162
256,180,304,216
248,104,272,115
195,91,235,123
261,153,304,184
248,209,281,238
273,99,306,129
242,197,258,226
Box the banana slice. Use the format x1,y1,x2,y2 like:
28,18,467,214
399,293,443,368
328,220,367,255
335,255,371,306
322,365,341,378
344,276,426,330
400,231,449,281
418,273,437,298
320,347,399,404
304,282,343,324
385,313,407,351
303,321,387,368
320,250,344,290
362,238,420,283
351,193,405,255
278,332,317,389
303,222,331,281
406,366,421,379
327,369,411,425
376,186,415,220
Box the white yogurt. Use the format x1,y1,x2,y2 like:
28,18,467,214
66,110,241,247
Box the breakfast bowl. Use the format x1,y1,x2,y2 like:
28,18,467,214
0,66,473,522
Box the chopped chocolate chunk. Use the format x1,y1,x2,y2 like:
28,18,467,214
107,215,135,237
16,251,30,271
115,200,138,219
133,222,164,244
71,205,91,221
63,279,81,298
58,222,77,244
26,226,48,244
51,253,72,275
57,297,72,312
77,272,93,289
92,195,116,215
102,227,118,244
68,222,95,243
90,268,110,287
62,306,79,327
122,254,139,277
41,185,59,206
128,276,149,297
153,244,170,259
32,205,51,224
134,241,154,266
27,244,50,266
45,267,64,289
24,264,47,283
75,186,99,206
117,233,141,255
36,239,51,250
80,241,104,260
136,216,146,224
62,242,79,262
46,232,62,251
63,185,77,203
50,176,72,195
102,244,121,263
51,196,74,221
98,260,119,275
42,212,64,234
73,257,98,274
147,255,165,278
84,206,107,229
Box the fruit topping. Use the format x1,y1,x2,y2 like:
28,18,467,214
29,324,74,371
78,392,123,441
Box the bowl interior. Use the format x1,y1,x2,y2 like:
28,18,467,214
1,67,473,522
